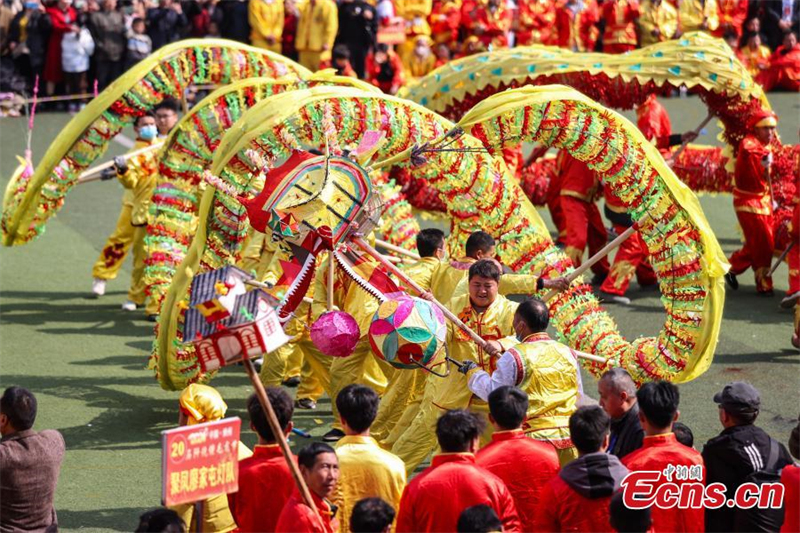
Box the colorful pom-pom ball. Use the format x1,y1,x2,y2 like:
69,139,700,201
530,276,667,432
310,311,361,358
368,295,447,369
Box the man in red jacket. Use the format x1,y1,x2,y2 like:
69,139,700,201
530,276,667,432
622,381,704,533
726,110,778,295
557,150,610,283
276,442,341,533
601,0,639,53
395,409,521,532
476,386,560,532
228,388,296,533
533,406,629,532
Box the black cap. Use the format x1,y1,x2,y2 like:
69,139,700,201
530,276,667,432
713,382,761,414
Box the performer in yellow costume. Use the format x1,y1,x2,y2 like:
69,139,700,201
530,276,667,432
173,384,253,532
91,112,158,304
249,0,284,53
312,252,392,442
466,298,581,465
371,229,446,444
396,0,433,70
638,0,678,47
295,0,338,70
391,259,518,474
676,0,718,34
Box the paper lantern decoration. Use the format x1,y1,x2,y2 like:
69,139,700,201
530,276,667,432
310,311,361,358
369,296,447,369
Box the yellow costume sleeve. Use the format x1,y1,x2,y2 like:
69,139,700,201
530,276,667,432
249,0,284,41
322,1,338,50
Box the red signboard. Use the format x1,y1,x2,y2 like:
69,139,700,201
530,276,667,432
161,417,241,507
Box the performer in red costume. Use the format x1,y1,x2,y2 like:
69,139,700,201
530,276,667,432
558,151,610,283
712,0,749,39
726,110,779,295
758,31,800,93
476,387,560,532
395,410,521,533
600,0,639,54
555,0,599,52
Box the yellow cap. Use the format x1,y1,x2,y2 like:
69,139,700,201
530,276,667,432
179,384,228,425
754,116,777,128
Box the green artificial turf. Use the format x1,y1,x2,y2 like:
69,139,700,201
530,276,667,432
0,94,798,531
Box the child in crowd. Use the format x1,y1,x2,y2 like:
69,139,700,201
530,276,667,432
61,21,94,111
126,16,151,68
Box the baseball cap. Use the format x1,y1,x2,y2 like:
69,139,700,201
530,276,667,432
713,381,761,414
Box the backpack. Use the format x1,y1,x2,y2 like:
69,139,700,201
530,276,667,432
733,438,785,532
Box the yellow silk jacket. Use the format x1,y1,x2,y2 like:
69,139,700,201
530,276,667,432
312,254,381,337
249,0,284,44
446,293,517,371
432,257,540,303
638,0,678,47
677,0,719,33
403,256,441,291
117,139,158,225
296,0,338,52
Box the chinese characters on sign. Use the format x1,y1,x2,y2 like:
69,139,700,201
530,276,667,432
162,417,241,506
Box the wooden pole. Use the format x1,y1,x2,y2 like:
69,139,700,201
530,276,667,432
327,256,335,312
375,238,420,260
769,241,795,277
543,225,638,302
241,357,321,519
193,500,204,532
671,113,714,162
77,142,164,183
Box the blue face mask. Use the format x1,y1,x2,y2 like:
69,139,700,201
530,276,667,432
24,2,38,9
139,124,157,140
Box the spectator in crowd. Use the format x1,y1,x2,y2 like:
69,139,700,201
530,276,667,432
714,0,749,39
145,0,187,51
760,0,800,50
333,384,406,533
638,0,678,47
6,0,51,91
622,381,704,533
350,498,396,533
741,32,771,77
44,0,78,97
759,30,800,91
457,505,504,533
600,0,639,54
476,386,560,532
88,0,125,90
406,35,435,78
61,16,93,110
0,0,13,49
126,16,151,68
471,0,512,49
429,0,460,48
205,18,219,38
295,0,338,70
186,0,211,37
433,41,450,67
672,421,694,448
365,43,404,94
781,415,800,533
329,43,357,76
282,0,299,59
228,389,296,532
555,0,599,52
276,442,341,533
609,492,652,533
598,368,644,459
213,0,250,43
395,409,521,532
0,386,66,532
249,0,284,53
677,0,719,34
335,0,376,78
135,508,186,533
533,406,628,533
514,0,556,47
702,381,794,532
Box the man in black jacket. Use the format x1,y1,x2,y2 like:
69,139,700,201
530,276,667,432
598,367,644,459
146,0,189,50
702,381,794,532
335,0,376,78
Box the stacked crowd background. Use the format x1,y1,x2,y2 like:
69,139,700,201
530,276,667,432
0,0,798,109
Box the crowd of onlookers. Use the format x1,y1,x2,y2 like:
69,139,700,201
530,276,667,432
0,0,797,111
2,376,798,532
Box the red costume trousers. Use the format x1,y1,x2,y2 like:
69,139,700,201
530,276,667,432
600,226,656,295
788,203,800,294
604,43,636,54
729,210,775,293
561,195,610,276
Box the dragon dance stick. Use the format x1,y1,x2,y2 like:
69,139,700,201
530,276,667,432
352,235,607,364
769,241,795,277
77,141,165,183
543,225,638,302
375,238,420,260
671,113,714,162
241,357,321,520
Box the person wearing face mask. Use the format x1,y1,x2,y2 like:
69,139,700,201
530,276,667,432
465,297,582,465
44,0,78,99
405,34,435,79
91,111,159,305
